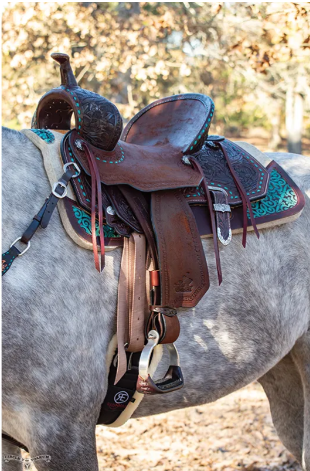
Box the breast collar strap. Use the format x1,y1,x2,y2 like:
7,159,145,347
2,163,79,277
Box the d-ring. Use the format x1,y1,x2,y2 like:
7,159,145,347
63,162,81,178
10,237,31,256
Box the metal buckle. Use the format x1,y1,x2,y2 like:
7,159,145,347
208,186,229,196
213,203,231,213
52,181,68,199
138,330,159,380
63,162,81,178
10,237,31,256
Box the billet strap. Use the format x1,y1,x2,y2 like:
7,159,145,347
190,157,223,285
151,188,209,308
211,189,232,246
115,232,146,384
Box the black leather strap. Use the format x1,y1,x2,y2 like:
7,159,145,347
2,168,75,277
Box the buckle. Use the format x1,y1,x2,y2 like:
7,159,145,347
213,203,231,213
52,181,68,199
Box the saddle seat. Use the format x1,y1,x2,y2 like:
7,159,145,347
65,97,269,209
121,94,214,153
65,93,216,192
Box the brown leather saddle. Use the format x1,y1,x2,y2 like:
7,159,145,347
32,53,273,394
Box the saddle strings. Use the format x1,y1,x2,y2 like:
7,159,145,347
189,157,222,285
218,142,259,247
81,142,105,271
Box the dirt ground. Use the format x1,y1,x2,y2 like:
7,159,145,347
96,382,302,471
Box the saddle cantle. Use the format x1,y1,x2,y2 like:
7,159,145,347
29,53,305,404
32,52,123,151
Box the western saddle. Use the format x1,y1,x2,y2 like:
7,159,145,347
31,53,272,395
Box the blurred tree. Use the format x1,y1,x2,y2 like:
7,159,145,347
220,3,310,153
2,2,310,152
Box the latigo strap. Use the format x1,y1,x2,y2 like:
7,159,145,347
115,233,146,384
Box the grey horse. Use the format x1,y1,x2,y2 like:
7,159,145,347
2,126,310,470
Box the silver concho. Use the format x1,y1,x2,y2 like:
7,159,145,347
75,139,84,150
106,206,116,216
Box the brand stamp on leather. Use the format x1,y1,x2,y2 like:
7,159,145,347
174,274,194,293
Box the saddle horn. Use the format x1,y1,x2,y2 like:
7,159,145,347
32,52,123,151
51,52,78,88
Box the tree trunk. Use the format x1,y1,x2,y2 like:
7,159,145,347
285,84,303,154
269,102,282,151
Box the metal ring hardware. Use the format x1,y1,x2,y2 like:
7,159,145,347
10,237,31,256
52,181,68,199
63,162,81,178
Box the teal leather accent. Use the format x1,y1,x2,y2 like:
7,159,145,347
72,206,120,238
31,129,55,143
250,169,297,218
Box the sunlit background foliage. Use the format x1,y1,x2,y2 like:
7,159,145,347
2,2,310,152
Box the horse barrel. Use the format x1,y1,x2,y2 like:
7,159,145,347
32,53,123,151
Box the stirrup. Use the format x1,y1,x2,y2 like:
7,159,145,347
136,330,184,395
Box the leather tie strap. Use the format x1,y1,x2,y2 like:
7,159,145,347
218,141,259,247
81,142,105,271
115,232,146,384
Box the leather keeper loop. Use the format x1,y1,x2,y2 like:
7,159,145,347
160,315,180,344
146,311,180,345
150,270,160,287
